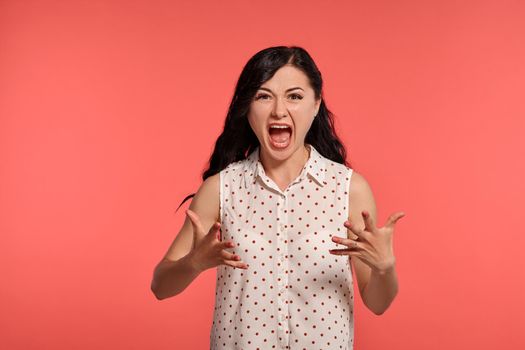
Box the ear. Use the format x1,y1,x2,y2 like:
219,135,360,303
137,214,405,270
315,98,321,116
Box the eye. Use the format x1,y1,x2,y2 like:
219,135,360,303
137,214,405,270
289,94,303,100
255,94,270,100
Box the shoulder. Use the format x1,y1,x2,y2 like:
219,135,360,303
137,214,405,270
196,173,220,199
190,173,220,222
322,157,352,178
349,170,369,192
189,156,250,220
219,157,254,189
348,170,377,216
223,157,250,174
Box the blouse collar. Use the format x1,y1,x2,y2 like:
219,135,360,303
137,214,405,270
243,144,327,190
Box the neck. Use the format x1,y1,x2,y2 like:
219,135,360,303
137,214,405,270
259,144,311,188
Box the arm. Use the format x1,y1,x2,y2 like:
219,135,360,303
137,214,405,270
348,171,399,315
151,254,203,300
150,173,220,300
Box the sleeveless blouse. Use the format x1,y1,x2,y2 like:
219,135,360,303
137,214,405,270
210,144,355,350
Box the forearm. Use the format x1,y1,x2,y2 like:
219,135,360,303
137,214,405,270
151,253,202,300
362,264,399,315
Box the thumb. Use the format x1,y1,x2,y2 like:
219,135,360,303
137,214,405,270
385,211,406,230
207,221,222,241
186,209,205,243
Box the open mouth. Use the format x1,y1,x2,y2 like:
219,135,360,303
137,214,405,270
268,125,292,149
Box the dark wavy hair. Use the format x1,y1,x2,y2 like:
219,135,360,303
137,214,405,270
175,46,350,212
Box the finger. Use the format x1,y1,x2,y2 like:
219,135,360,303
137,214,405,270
385,211,406,230
206,221,221,241
329,248,361,256
185,210,203,245
343,222,359,240
331,236,361,250
222,259,249,269
219,248,240,261
362,210,376,232
344,220,367,240
186,209,205,236
219,240,236,250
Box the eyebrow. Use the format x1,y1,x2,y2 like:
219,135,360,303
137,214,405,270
257,87,304,93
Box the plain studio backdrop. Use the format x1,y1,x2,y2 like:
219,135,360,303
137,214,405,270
1,0,524,349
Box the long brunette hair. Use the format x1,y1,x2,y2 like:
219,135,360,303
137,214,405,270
176,46,350,212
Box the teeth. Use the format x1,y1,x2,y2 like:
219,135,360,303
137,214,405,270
269,125,290,129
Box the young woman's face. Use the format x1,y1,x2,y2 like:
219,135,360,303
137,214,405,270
248,64,321,161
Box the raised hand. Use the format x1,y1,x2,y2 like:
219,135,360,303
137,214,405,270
329,210,406,274
185,209,248,272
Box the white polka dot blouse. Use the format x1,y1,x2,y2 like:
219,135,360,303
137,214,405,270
211,143,355,350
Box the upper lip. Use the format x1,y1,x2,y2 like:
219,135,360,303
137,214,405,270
268,122,292,129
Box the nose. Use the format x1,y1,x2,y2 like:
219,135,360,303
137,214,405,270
272,96,288,118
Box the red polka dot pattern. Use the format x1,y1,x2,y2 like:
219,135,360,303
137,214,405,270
211,144,354,350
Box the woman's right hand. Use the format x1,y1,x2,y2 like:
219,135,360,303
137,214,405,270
185,209,248,272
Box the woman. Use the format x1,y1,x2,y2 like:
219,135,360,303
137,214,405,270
151,46,405,349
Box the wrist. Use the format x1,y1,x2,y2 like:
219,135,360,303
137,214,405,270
372,260,396,276
185,252,204,274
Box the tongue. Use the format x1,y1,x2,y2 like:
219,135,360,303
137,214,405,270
269,128,291,143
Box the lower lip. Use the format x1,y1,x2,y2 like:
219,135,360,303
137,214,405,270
268,131,292,149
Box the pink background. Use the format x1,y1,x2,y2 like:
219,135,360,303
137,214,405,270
1,0,524,349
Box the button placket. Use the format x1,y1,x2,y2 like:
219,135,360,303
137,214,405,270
276,193,290,346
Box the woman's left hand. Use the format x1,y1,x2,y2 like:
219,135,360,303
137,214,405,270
329,210,406,274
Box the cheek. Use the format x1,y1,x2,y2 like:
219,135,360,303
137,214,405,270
247,113,265,137
296,117,315,137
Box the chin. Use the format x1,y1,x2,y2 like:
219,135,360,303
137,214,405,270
262,138,303,161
